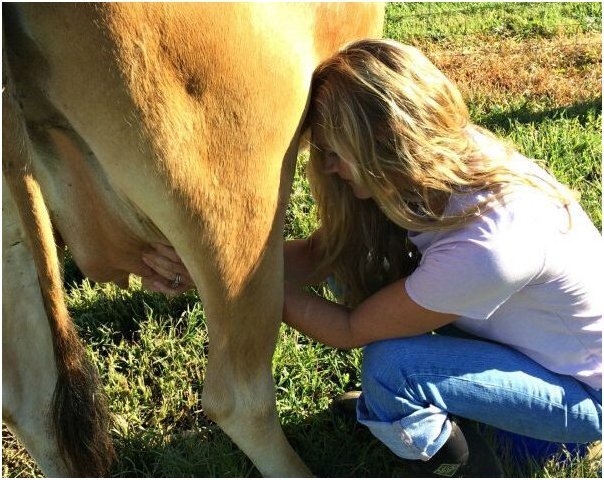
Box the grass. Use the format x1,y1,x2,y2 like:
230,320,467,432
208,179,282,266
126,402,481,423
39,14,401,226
2,2,602,477
385,2,602,41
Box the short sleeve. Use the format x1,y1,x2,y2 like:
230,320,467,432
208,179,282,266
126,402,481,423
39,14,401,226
405,218,544,319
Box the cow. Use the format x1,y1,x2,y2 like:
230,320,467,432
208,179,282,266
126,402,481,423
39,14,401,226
2,2,384,477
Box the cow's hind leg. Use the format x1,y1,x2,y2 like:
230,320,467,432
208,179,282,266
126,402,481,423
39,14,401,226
2,76,114,476
199,245,312,478
2,174,115,478
2,177,69,477
171,140,312,477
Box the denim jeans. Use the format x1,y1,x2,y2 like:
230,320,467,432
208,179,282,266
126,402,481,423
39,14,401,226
356,334,602,461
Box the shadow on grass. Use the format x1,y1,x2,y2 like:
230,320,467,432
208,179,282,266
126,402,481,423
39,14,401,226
62,252,201,347
479,97,602,132
108,410,418,478
106,408,557,478
58,257,597,477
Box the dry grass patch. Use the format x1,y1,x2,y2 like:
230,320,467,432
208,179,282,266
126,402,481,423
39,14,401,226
1,428,42,478
414,32,601,107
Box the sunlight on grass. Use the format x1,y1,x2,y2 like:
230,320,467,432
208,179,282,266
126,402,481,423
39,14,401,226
3,2,601,477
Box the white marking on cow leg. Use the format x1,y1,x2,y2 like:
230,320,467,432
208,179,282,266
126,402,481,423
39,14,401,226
2,181,70,477
202,346,312,478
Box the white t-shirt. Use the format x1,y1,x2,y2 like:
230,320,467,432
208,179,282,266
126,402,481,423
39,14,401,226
405,155,603,390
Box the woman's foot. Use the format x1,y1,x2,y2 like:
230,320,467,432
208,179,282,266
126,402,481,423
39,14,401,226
331,392,504,477
331,390,362,418
418,419,504,477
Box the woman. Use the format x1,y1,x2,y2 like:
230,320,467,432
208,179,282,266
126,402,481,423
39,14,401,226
141,39,602,477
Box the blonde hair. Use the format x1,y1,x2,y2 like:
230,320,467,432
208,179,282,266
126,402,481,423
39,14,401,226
307,38,575,306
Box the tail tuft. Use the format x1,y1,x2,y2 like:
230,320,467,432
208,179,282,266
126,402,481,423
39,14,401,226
51,326,116,477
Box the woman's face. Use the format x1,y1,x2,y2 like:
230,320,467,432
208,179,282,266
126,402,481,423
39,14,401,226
314,128,372,200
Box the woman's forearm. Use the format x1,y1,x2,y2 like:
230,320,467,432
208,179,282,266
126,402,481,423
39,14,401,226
283,284,359,349
283,231,328,287
284,277,458,351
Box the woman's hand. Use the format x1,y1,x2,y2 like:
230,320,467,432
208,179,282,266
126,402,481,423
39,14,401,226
141,243,195,296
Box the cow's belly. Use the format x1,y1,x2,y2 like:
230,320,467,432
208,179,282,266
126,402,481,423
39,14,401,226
31,125,167,288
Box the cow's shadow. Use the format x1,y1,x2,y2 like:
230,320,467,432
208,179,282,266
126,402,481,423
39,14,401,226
478,98,601,132
60,260,404,477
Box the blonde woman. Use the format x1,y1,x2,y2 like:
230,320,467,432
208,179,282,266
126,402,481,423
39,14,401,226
142,39,602,477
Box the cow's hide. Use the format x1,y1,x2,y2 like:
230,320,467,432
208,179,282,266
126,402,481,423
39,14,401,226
2,2,384,477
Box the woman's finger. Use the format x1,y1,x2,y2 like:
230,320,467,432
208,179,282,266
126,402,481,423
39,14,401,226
144,247,193,281
141,273,190,296
142,253,191,282
142,254,173,280
151,242,183,263
142,255,195,291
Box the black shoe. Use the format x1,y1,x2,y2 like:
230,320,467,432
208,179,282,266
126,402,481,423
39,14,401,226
410,419,504,478
331,395,504,478
331,390,361,419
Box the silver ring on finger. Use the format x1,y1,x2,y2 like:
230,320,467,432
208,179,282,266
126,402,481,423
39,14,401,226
171,273,182,289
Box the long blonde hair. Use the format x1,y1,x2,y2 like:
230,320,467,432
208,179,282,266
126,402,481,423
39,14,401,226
307,38,575,306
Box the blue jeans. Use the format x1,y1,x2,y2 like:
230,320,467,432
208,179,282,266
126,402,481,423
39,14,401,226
356,334,602,461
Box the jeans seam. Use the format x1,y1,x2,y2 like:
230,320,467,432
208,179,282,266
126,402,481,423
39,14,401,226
405,373,602,420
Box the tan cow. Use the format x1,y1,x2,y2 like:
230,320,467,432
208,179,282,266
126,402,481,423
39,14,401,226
2,2,384,477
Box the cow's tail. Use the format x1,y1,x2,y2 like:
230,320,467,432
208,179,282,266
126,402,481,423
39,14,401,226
3,48,115,476
4,153,116,479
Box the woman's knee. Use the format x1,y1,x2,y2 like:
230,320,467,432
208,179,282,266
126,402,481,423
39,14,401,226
361,335,432,387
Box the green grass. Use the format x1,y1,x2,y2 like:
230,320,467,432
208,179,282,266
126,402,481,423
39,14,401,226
3,2,601,477
494,106,602,229
385,2,602,41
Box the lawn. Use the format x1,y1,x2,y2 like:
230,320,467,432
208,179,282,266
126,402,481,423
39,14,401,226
2,2,602,477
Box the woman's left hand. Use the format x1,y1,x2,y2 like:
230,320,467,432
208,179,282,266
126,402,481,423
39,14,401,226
141,243,195,296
